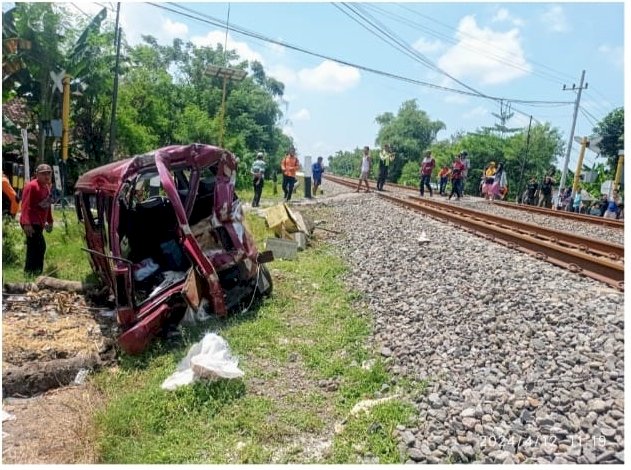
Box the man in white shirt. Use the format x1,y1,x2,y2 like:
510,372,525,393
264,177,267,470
355,146,372,193
250,152,266,207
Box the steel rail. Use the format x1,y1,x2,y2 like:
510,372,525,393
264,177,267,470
325,174,624,229
491,200,624,229
325,174,624,290
405,195,624,261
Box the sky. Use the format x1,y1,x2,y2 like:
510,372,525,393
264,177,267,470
6,1,628,176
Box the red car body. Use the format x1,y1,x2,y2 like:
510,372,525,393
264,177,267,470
75,144,272,354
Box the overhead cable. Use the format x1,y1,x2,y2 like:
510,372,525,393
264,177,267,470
149,2,573,109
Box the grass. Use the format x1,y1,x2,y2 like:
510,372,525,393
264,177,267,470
90,210,420,463
2,208,93,284
3,199,422,463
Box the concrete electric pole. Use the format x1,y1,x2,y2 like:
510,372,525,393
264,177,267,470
559,70,587,194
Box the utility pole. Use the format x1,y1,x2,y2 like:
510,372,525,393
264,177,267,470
559,70,587,194
516,115,533,202
109,2,121,162
614,149,624,193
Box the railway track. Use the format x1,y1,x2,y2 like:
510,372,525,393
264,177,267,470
325,174,624,290
332,175,624,228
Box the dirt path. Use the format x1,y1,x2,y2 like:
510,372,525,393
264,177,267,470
2,288,115,464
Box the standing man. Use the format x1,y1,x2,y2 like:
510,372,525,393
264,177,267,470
312,156,325,196
419,150,435,197
525,177,539,205
538,176,554,208
281,145,301,202
250,151,266,207
20,164,54,275
355,146,372,193
459,151,470,196
376,144,393,191
438,164,451,196
448,156,465,201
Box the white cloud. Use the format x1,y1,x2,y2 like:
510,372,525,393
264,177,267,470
267,64,298,87
120,3,189,46
540,5,570,33
598,44,623,69
412,37,445,55
164,18,188,38
190,31,263,64
492,8,524,27
436,15,531,86
296,60,360,93
292,108,311,121
463,106,488,119
282,125,296,139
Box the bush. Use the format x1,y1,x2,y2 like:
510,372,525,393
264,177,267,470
2,216,23,265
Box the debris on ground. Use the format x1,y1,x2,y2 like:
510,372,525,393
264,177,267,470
261,203,314,258
161,332,244,390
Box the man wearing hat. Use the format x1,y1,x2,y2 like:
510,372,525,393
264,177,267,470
20,164,54,275
250,151,267,207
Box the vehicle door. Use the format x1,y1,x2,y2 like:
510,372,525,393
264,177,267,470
154,152,227,315
79,191,114,289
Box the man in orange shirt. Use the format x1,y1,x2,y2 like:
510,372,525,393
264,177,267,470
281,145,301,202
20,164,54,275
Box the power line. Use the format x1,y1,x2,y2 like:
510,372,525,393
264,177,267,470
579,106,599,128
70,3,91,19
340,2,493,99
363,3,550,85
393,3,578,86
150,2,573,109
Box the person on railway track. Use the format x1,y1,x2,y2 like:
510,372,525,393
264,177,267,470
281,145,301,202
419,150,435,197
491,162,508,201
571,188,582,213
481,161,496,201
312,156,325,196
251,151,266,207
377,144,393,191
438,164,451,196
459,151,470,195
20,164,54,275
355,146,372,193
604,189,621,219
597,194,609,217
525,177,539,205
538,175,554,208
448,155,465,201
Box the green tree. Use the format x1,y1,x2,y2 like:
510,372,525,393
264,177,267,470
375,100,445,182
592,107,624,171
3,3,107,166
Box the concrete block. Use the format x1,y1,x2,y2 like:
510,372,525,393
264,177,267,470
265,238,298,260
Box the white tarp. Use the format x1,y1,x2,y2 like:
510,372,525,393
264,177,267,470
161,333,244,390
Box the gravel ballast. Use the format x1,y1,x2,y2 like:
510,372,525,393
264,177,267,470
306,179,624,464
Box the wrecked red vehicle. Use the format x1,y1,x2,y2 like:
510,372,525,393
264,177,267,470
75,144,273,355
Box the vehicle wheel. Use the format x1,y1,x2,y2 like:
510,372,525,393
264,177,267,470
257,264,273,297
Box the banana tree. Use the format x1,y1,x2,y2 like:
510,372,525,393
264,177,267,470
2,3,107,166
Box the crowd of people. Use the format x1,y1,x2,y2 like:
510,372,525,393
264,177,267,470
250,144,624,222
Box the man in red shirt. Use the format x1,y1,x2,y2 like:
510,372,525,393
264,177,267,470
20,164,54,275
448,156,465,201
419,151,435,197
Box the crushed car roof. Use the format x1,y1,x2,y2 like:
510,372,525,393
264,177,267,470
75,144,236,195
